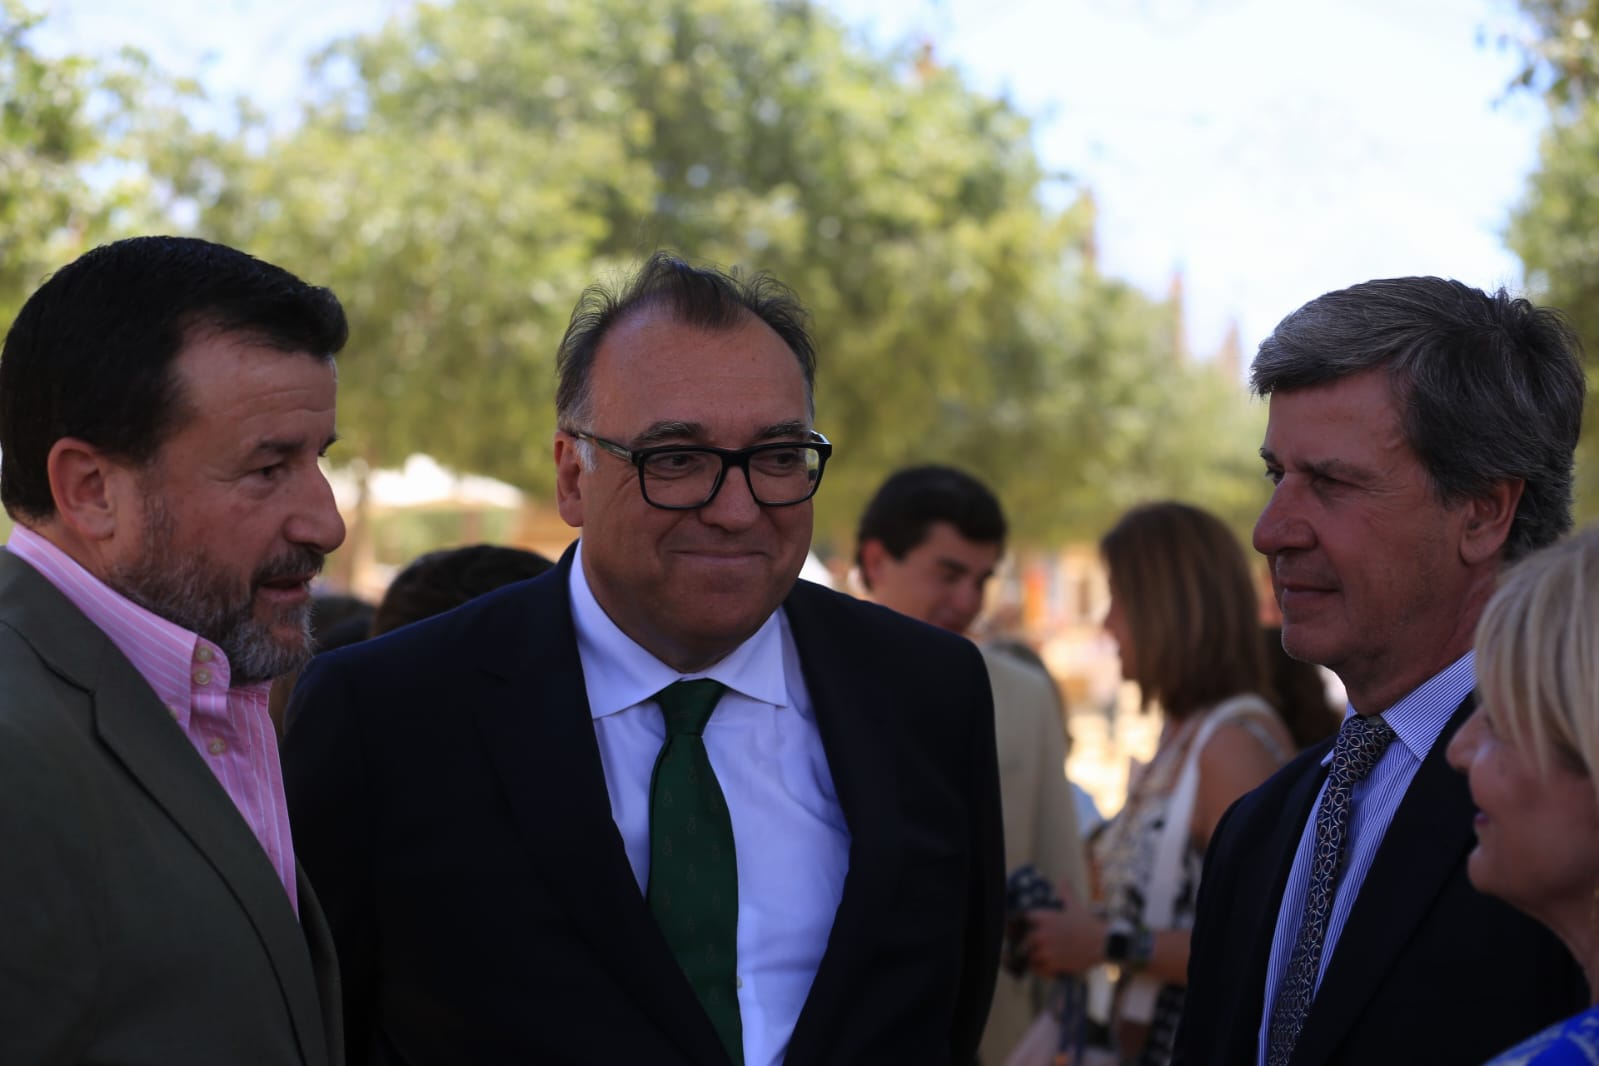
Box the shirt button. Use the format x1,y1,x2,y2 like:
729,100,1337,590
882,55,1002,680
195,646,214,663
208,739,227,755
735,976,743,989
193,669,211,686
167,706,179,719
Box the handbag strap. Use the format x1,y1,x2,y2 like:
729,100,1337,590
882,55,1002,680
1140,693,1274,929
1120,693,1275,1024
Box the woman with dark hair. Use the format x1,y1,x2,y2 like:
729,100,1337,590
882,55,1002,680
1023,501,1292,1066
1447,526,1599,1065
1264,625,1341,750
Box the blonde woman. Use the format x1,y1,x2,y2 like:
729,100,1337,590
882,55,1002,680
1447,525,1599,1064
1023,501,1293,1066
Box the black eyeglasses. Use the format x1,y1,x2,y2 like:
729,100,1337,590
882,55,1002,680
571,431,832,510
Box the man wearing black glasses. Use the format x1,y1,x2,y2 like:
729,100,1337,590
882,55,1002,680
283,253,1005,1066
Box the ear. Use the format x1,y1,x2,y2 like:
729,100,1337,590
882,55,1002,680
553,432,586,529
1460,478,1523,566
858,538,889,592
45,437,127,542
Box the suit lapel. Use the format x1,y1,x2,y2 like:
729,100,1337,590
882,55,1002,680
0,553,329,1066
1291,695,1476,1066
299,866,344,1066
465,550,730,1066
95,649,332,1066
781,583,903,1066
1222,745,1332,1064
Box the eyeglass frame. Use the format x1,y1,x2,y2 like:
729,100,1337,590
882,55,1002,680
569,430,833,511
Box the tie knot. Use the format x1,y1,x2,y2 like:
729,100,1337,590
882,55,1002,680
655,679,726,736
1331,712,1396,784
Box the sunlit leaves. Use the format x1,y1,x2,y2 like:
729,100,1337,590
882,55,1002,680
1507,0,1599,514
178,0,1261,542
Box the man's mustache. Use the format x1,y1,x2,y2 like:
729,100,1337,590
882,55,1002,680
253,548,326,586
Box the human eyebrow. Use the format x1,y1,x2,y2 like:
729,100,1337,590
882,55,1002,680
1259,447,1367,483
246,439,303,463
936,557,993,582
630,420,813,448
754,420,812,442
1302,458,1371,484
245,433,338,464
630,421,703,447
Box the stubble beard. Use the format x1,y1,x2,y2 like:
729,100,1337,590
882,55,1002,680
107,496,324,686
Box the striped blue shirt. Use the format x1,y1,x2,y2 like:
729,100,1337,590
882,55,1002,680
1256,653,1473,1066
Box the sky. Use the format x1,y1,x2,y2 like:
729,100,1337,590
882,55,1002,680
35,0,1547,362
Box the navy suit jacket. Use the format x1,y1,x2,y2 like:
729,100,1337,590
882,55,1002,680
284,547,1004,1065
1173,694,1586,1066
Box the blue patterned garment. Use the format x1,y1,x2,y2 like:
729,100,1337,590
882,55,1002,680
1484,1004,1599,1064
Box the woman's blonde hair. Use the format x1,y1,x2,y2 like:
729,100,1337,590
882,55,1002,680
1474,523,1599,798
1100,500,1269,720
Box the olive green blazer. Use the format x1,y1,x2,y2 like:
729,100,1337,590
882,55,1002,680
0,549,342,1065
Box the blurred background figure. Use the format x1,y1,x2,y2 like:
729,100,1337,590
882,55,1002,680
1024,501,1292,1066
277,544,554,735
1447,525,1599,1064
855,464,1087,1065
268,592,374,732
1263,625,1341,751
987,636,1105,839
370,542,555,636
310,593,377,649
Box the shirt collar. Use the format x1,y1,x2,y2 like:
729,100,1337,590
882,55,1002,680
6,525,263,725
567,539,792,719
1325,651,1473,766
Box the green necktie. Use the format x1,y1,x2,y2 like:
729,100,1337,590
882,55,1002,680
647,679,743,1065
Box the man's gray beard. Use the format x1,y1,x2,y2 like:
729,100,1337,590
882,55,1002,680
107,497,320,686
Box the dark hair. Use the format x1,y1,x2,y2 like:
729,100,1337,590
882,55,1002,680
1101,501,1268,720
555,251,816,431
372,543,555,636
854,464,1007,584
0,235,348,522
310,594,377,652
1251,276,1585,561
1263,625,1339,750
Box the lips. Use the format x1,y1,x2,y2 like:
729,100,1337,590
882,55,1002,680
259,574,314,591
252,550,326,602
674,541,771,562
1278,581,1334,596
1273,562,1337,597
1468,787,1491,829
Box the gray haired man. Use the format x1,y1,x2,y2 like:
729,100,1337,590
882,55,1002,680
1174,277,1590,1066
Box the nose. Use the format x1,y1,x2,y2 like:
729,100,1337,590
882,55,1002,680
1444,708,1483,775
287,467,348,555
1253,479,1314,558
951,579,985,630
698,463,762,530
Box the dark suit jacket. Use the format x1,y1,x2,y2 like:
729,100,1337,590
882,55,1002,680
0,549,342,1066
283,547,1005,1065
1173,694,1586,1066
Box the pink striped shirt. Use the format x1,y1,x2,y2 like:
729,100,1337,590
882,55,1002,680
7,526,299,915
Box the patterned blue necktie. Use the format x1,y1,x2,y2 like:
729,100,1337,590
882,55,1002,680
1266,712,1396,1066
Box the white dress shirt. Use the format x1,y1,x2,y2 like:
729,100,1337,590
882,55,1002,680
569,541,851,1066
1257,653,1473,1064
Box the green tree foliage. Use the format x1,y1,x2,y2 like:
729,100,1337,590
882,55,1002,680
1506,0,1599,513
0,1,214,328
1,0,108,326
188,0,1258,545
